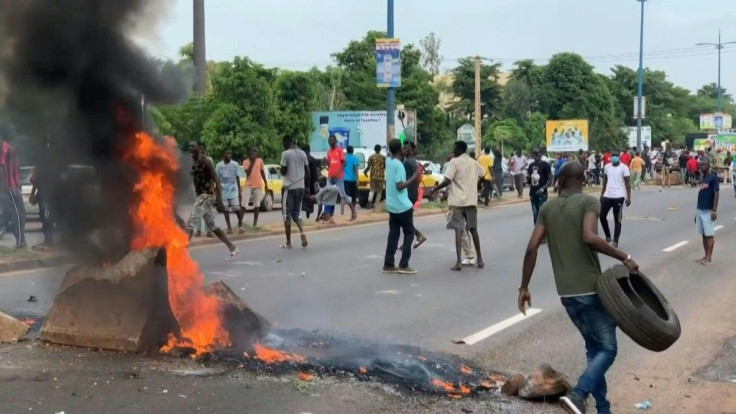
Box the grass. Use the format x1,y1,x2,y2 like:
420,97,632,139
0,246,41,260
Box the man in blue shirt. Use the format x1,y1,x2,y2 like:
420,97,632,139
215,149,245,234
343,146,360,221
695,157,719,265
384,139,421,274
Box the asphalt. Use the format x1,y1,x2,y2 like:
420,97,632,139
1,185,735,413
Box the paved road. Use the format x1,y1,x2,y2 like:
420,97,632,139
1,185,734,412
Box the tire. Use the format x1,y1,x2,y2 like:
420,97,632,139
260,191,274,212
596,265,681,352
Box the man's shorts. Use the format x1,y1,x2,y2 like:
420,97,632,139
222,197,241,213
695,209,715,237
370,179,384,193
186,194,219,232
282,188,305,223
242,187,264,209
446,206,478,231
344,181,358,200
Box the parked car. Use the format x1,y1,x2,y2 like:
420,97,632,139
239,163,283,212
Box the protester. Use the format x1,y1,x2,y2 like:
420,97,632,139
659,147,671,189
629,151,645,190
643,145,652,179
343,146,360,221
687,152,699,187
492,148,504,198
678,150,689,185
477,147,493,205
279,136,310,249
620,148,631,166
527,149,553,226
511,149,527,198
695,157,719,265
383,138,421,274
242,147,269,228
428,141,485,271
0,125,26,249
185,142,239,259
195,142,215,237
364,144,386,209
518,160,639,414
600,151,631,248
402,142,427,249
29,170,53,250
302,144,320,219
602,148,612,167
313,183,339,224
215,149,245,234
326,135,357,220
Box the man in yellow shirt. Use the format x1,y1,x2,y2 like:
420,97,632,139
477,146,493,206
629,151,645,190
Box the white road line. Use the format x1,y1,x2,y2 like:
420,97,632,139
454,308,542,345
662,241,689,252
714,225,724,232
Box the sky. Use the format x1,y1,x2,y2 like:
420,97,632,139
144,0,736,95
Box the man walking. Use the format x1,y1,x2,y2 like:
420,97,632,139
383,138,421,274
185,142,239,259
242,147,269,228
629,151,645,190
326,135,356,220
0,125,26,249
600,151,631,248
492,148,504,198
511,149,527,198
428,141,485,271
343,146,360,220
302,144,320,219
216,149,245,234
477,147,493,205
527,149,553,225
364,144,386,209
280,137,310,249
518,161,639,414
403,142,427,248
695,157,719,265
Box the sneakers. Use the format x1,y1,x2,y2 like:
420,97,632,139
228,248,240,261
612,241,618,248
382,266,399,273
397,267,417,275
605,237,612,243
560,394,586,414
461,258,476,266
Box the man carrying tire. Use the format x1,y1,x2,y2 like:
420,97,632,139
518,161,639,414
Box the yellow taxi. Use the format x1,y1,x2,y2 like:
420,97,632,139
239,164,283,211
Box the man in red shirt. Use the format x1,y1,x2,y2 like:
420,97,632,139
687,153,700,186
0,125,26,249
620,149,631,166
602,149,612,166
326,134,356,220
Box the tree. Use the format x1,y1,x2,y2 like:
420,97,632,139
273,70,318,146
449,57,503,120
502,78,536,122
483,118,528,154
697,82,732,103
419,32,443,76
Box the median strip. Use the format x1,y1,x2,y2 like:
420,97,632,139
453,308,542,345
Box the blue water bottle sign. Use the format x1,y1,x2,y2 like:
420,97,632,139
376,38,401,88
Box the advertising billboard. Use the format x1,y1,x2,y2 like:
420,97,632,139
309,110,416,152
699,112,732,130
375,38,401,88
621,126,652,149
545,120,589,152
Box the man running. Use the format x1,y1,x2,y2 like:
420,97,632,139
695,157,719,265
326,135,356,220
0,125,26,249
428,141,485,271
216,149,245,234
477,147,493,205
518,160,638,414
527,149,553,226
343,146,360,220
364,144,386,209
280,136,310,249
242,147,269,228
402,141,427,249
185,142,239,259
600,150,631,248
629,151,645,190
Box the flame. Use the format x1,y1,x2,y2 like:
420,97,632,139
251,343,304,363
448,394,462,399
458,383,470,395
358,367,367,375
460,364,473,375
431,378,455,393
297,373,314,381
123,132,228,355
22,317,36,326
431,378,471,398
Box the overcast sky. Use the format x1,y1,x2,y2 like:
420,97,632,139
145,0,736,94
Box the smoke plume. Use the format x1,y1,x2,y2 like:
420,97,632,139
0,0,188,261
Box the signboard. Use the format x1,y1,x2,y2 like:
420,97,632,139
633,96,646,119
309,110,416,152
375,38,401,88
457,123,476,150
545,120,589,152
621,126,652,149
700,112,732,130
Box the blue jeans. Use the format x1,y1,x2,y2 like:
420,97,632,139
530,192,547,224
561,294,617,414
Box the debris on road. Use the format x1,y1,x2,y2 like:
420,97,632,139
202,281,270,350
634,400,652,409
501,364,571,399
27,296,37,302
0,310,30,343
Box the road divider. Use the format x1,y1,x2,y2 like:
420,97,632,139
453,308,542,345
662,241,689,252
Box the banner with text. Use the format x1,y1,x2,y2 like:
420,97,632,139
700,112,732,130
545,120,589,152
309,110,416,152
621,126,652,148
375,38,401,88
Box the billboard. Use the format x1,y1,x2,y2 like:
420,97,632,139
309,110,416,152
621,126,652,149
700,112,732,130
545,120,589,152
375,38,401,88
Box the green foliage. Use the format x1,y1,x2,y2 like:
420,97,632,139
483,118,528,154
449,57,503,120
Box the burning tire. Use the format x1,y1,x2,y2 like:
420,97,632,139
596,265,681,352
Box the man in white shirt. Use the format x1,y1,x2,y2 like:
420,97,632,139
600,151,631,248
511,149,528,198
587,150,598,184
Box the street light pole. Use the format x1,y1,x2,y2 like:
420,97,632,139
696,29,736,113
635,0,647,151
386,0,395,146
193,0,207,96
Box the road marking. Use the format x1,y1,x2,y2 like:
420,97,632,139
662,241,689,252
714,225,724,232
453,308,542,345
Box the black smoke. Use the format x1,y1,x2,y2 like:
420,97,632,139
0,0,188,261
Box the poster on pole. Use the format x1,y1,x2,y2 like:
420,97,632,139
375,38,401,88
309,110,416,152
545,120,589,152
621,126,652,149
699,112,732,130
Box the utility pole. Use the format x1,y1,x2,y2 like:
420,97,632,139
635,0,647,151
696,28,736,113
193,0,207,96
474,56,481,155
386,0,395,146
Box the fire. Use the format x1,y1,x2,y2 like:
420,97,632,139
431,378,471,398
358,367,368,375
297,373,314,381
123,132,228,355
460,364,473,375
251,343,304,363
431,378,456,393
22,317,36,326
